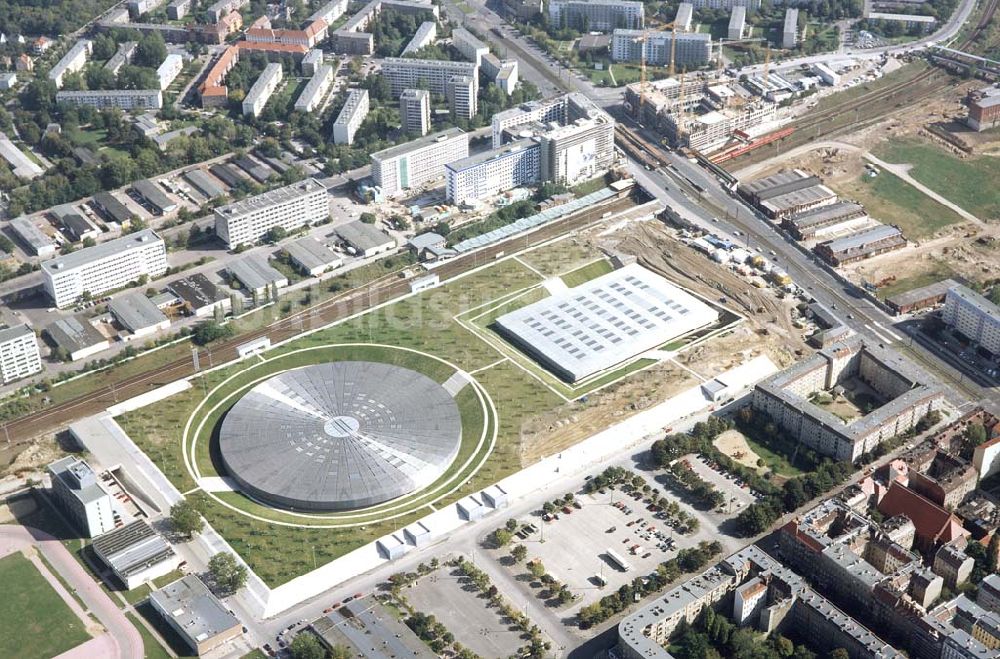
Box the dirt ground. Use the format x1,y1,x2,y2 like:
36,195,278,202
713,429,765,473
0,433,63,479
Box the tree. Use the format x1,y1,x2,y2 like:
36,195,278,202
134,32,168,68
289,633,325,659
192,320,234,345
208,552,248,594
527,560,546,578
170,500,203,537
511,544,528,562
328,644,353,659
505,518,518,532
266,226,288,243
493,529,512,547
827,650,850,659
360,212,377,224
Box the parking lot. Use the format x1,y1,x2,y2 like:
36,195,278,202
686,455,761,513
406,566,525,658
503,487,696,609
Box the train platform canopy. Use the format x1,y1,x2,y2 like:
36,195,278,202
495,264,718,382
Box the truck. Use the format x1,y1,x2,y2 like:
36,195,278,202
606,548,633,572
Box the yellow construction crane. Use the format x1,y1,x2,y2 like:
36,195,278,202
764,44,771,83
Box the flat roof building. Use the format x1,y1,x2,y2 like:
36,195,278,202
371,127,468,197
399,88,431,136
228,255,288,296
213,178,328,248
284,237,342,276
168,273,231,318
47,456,117,538
56,89,163,111
149,575,242,656
132,179,177,215
0,324,41,385
942,284,1000,355
783,8,799,48
0,133,44,180
295,64,334,113
967,85,1000,132
335,221,396,257
612,30,711,66
9,215,56,256
675,2,694,30
380,57,478,97
243,63,283,117
44,315,110,361
401,21,437,56
446,137,541,206
301,48,323,75
49,39,92,88
92,520,180,590
497,264,718,382
452,27,489,65
167,0,191,19
41,229,167,309
728,6,747,39
156,53,183,90
109,292,171,338
549,0,644,31
446,74,477,120
332,89,370,145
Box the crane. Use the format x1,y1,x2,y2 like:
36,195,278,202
636,20,678,119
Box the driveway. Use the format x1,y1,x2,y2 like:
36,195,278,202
0,525,144,659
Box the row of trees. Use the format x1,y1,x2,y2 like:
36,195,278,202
671,605,838,659
666,461,726,509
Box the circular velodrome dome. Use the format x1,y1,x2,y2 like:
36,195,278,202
218,361,463,511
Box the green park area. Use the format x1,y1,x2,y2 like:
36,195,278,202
873,137,1000,221
0,553,91,659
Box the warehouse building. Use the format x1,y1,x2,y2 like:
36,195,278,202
92,520,180,590
109,292,171,338
782,201,868,240
47,456,117,538
213,178,328,248
739,170,837,219
371,127,468,197
611,30,711,67
966,85,1000,131
549,0,644,31
52,204,99,243
92,192,134,226
380,58,478,96
0,324,41,384
150,575,242,656
228,255,288,296
885,279,961,316
168,273,231,318
56,89,164,111
783,8,799,48
751,338,944,462
446,138,540,205
942,285,1000,355
295,64,334,113
401,21,437,56
400,88,431,136
9,216,56,256
335,221,396,257
183,169,226,200
284,237,342,275
814,224,906,266
231,155,273,184
332,89,370,145
41,229,167,308
44,316,109,361
452,27,488,65
132,179,177,215
243,63,282,117
496,264,718,382
728,6,747,39
209,163,245,188
49,39,92,88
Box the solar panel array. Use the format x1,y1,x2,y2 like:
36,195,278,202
219,362,463,511
496,264,718,382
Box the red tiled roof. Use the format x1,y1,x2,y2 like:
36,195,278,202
237,41,308,54
877,482,968,546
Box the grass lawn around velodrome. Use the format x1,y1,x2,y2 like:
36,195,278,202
0,553,91,659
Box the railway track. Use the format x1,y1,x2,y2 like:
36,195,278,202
0,195,637,449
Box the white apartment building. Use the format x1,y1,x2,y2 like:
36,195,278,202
400,88,431,135
156,53,184,90
611,29,712,66
400,21,437,56
310,0,349,22
167,0,191,20
301,48,323,75
675,2,694,31
206,0,249,22
482,54,519,95
446,138,540,205
447,75,477,120
728,6,747,39
56,89,163,110
42,229,167,309
49,39,92,88
213,178,328,248
372,127,468,197
332,88,370,144
539,115,616,184
0,324,41,384
295,64,334,112
548,0,644,31
380,58,478,96
690,0,760,10
452,27,489,65
47,456,117,538
491,96,568,147
242,63,282,118
942,285,1000,355
783,8,799,48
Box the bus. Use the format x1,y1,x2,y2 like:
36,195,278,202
605,548,633,573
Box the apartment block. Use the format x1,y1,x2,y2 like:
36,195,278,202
47,457,117,538
243,63,283,117
56,89,163,111
446,138,541,205
729,6,747,39
41,230,167,309
401,21,437,56
549,0,644,31
942,285,1000,355
783,8,799,48
167,0,191,19
400,88,431,136
332,89,370,145
371,128,469,197
452,27,489,65
206,0,248,22
675,2,694,30
295,64,334,112
49,39,92,88
0,324,41,384
690,0,760,9
447,74,477,120
301,48,323,75
213,178,328,248
380,57,478,96
310,0,349,22
156,53,184,90
611,29,712,66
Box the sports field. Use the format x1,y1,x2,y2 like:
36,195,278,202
0,553,91,658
